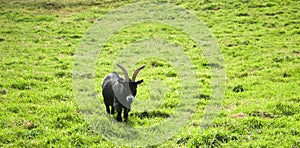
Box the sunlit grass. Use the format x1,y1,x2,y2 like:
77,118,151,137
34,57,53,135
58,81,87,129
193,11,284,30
0,0,299,147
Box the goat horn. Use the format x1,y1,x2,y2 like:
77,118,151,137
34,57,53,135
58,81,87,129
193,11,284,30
116,64,130,81
132,65,145,81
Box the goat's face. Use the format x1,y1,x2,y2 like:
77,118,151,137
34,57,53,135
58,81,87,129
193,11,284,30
113,78,143,108
111,64,145,109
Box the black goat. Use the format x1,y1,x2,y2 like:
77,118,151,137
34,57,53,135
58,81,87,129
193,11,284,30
102,64,145,122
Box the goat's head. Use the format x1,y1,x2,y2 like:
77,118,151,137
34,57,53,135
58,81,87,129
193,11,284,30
113,64,145,108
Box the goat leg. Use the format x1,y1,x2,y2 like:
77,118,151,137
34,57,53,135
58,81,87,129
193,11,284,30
105,103,110,114
124,108,129,122
111,106,115,114
116,109,122,122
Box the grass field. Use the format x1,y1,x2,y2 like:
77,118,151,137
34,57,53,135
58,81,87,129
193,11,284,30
1,0,300,147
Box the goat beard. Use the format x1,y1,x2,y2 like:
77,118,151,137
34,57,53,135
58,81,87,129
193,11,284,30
122,100,132,109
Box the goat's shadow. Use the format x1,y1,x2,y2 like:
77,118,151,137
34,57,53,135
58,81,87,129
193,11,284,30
130,110,170,119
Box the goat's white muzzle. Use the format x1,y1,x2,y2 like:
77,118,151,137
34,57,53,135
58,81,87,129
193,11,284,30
126,95,134,103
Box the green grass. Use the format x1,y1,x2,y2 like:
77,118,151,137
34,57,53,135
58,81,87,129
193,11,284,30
1,0,300,147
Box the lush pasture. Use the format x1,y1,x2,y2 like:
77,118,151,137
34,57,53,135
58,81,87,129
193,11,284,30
1,0,299,147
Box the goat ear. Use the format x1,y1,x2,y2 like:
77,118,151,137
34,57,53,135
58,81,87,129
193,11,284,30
135,79,143,85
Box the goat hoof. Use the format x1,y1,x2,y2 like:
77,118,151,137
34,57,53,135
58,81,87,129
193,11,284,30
116,118,122,122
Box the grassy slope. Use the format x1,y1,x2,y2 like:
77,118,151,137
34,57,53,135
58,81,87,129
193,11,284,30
0,0,299,147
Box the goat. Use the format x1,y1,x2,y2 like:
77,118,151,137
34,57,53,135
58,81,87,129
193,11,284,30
102,64,145,122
